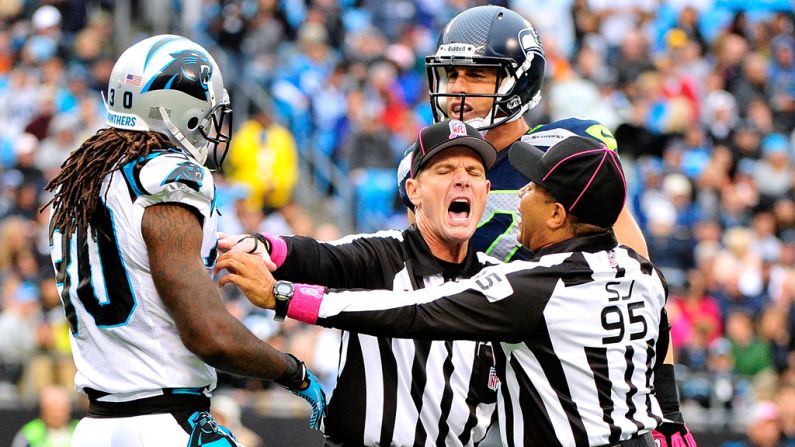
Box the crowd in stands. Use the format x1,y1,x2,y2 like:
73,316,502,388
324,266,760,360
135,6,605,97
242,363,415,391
0,0,794,442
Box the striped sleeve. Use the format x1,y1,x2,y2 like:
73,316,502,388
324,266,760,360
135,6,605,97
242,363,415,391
289,258,564,342
277,230,406,289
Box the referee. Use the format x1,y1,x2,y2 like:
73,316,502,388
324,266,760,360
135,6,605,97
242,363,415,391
219,119,501,446
220,136,670,447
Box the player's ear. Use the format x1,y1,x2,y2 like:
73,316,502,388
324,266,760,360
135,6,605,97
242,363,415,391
547,202,568,230
405,178,421,208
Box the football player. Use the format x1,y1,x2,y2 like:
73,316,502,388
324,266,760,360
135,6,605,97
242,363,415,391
44,35,325,446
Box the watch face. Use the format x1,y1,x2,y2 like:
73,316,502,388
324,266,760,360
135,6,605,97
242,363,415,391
274,282,293,298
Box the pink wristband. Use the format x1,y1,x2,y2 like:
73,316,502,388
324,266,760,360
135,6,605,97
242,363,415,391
287,284,325,324
260,232,287,268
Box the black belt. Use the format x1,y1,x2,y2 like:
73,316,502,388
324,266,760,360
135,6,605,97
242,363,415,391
85,387,210,418
603,432,654,447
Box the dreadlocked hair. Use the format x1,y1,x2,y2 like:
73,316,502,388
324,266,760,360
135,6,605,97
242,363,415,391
44,128,173,239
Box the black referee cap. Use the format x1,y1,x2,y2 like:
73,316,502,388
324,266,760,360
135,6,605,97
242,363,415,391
409,119,497,179
508,136,626,228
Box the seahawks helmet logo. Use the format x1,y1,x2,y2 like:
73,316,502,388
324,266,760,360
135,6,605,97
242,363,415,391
141,49,213,101
162,161,204,191
518,28,543,61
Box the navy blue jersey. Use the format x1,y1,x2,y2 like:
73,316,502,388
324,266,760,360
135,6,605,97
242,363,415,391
472,118,618,262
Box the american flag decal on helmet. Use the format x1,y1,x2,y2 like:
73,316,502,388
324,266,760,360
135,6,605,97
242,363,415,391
125,73,142,87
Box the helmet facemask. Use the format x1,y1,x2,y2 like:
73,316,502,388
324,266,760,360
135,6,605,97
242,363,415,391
200,99,233,171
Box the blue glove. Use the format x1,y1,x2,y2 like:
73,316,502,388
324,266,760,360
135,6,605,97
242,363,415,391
275,354,327,430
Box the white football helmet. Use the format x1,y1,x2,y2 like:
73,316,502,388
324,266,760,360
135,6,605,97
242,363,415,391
104,34,232,168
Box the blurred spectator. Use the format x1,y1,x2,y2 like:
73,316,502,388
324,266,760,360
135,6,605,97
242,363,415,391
719,161,758,229
750,211,783,263
746,99,776,136
339,89,394,172
776,381,795,445
713,227,766,315
706,337,737,411
19,276,75,402
714,32,750,94
702,90,738,144
645,199,693,288
10,134,44,190
665,172,703,230
0,281,42,386
311,62,349,163
754,133,793,206
547,42,621,127
21,6,64,65
725,310,774,378
757,306,791,374
730,52,770,113
239,0,286,84
731,119,763,162
670,269,723,366
225,103,299,213
769,34,795,133
773,198,795,243
721,400,782,447
208,0,254,87
10,384,76,447
35,114,81,178
587,0,655,64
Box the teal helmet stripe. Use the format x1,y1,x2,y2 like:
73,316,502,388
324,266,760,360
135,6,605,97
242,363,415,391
143,35,181,71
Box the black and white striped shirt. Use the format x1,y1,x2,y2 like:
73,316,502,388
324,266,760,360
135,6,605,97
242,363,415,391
274,226,500,446
288,231,669,447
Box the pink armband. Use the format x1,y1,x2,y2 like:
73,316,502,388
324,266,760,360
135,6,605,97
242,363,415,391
287,284,325,325
260,232,287,268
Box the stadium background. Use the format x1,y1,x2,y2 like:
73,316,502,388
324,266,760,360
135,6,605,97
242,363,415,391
0,0,793,445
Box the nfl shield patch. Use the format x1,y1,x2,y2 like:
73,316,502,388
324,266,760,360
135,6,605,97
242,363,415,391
449,119,467,139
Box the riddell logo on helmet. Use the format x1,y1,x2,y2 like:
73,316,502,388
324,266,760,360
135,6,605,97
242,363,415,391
449,120,467,139
437,44,477,58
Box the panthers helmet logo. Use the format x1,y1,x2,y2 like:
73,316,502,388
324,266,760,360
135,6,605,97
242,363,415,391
142,49,213,101
162,161,205,191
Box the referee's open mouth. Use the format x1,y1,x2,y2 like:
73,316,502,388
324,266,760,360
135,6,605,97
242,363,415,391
448,198,471,223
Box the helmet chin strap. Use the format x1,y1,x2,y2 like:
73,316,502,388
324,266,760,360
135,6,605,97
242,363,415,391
157,107,208,165
464,117,491,136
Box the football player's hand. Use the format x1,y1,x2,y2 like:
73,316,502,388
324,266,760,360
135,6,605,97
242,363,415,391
652,419,697,447
216,251,277,309
275,357,327,431
217,232,248,252
217,233,276,271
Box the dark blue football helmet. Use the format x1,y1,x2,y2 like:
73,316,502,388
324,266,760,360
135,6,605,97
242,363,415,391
426,6,546,131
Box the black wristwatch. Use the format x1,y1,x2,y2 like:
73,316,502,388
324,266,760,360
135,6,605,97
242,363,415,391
273,280,295,322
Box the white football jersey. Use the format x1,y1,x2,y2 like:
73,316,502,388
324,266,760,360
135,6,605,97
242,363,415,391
50,149,219,401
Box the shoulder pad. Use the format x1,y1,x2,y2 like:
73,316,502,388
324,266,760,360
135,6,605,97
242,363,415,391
121,150,214,211
525,118,617,152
